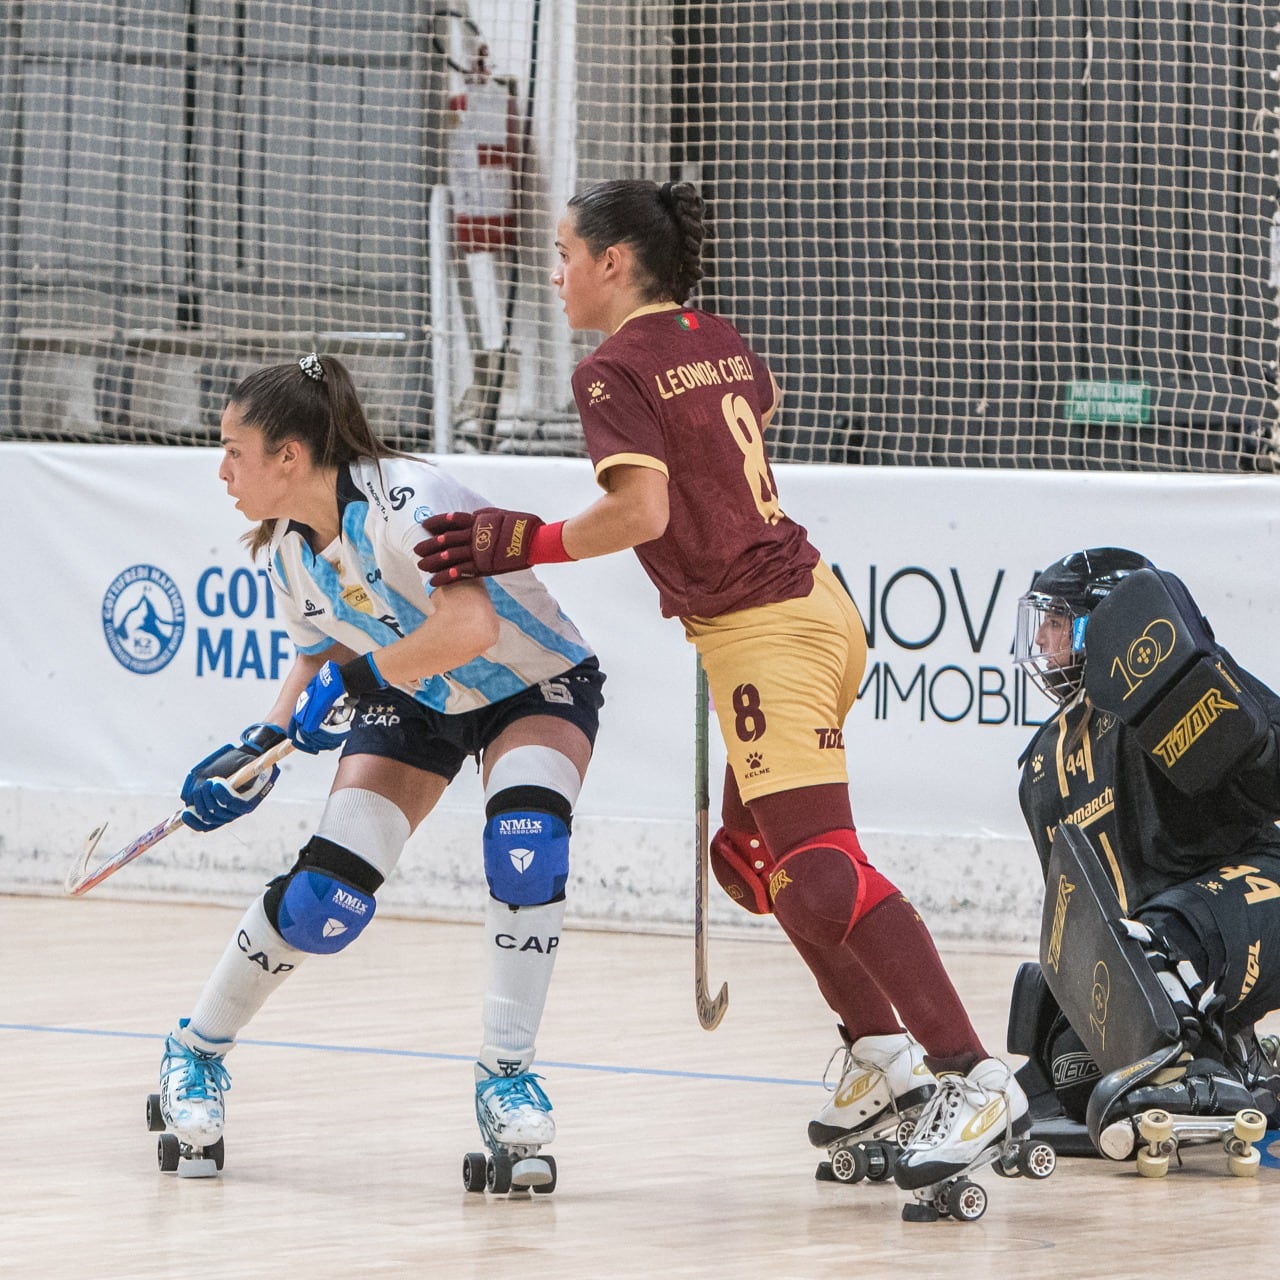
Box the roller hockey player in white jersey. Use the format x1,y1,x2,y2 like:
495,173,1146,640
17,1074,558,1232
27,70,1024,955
1008,548,1280,1175
149,353,605,1193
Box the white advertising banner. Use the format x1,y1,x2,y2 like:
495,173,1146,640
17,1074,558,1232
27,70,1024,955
3,442,1279,945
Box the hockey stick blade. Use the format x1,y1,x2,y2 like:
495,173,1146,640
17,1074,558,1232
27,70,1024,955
693,658,729,1030
695,808,729,1029
64,733,297,897
65,809,187,896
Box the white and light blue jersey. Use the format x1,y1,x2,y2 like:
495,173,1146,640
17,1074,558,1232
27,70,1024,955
268,456,594,715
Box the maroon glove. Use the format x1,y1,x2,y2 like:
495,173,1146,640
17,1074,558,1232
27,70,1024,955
414,507,566,586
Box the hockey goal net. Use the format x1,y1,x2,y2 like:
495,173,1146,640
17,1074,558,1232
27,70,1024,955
2,2,1278,470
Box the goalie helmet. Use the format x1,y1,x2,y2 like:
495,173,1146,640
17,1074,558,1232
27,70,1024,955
1014,548,1153,703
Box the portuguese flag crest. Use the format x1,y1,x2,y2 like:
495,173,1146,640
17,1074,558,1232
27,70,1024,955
677,312,699,331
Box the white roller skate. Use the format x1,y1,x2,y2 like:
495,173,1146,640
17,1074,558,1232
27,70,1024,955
146,1018,232,1178
808,1030,937,1186
463,1058,557,1195
894,1057,1055,1222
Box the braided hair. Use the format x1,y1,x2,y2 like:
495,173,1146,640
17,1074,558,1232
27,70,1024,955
568,179,705,304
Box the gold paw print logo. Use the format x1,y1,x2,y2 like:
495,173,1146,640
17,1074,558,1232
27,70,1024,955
588,380,608,405
1032,753,1044,775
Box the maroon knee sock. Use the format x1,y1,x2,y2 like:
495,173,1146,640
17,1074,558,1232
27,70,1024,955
779,921,902,1040
844,894,985,1067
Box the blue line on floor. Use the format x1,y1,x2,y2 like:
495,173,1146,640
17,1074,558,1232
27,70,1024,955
0,1022,821,1088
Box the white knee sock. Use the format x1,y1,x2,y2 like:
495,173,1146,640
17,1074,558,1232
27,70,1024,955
479,895,566,1074
188,896,306,1044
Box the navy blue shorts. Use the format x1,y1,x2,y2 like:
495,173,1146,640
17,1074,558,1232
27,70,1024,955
340,656,605,782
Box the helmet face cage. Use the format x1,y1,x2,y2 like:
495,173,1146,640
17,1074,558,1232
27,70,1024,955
1014,591,1088,703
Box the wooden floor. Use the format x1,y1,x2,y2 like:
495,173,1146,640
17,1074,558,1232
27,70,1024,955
4,893,1278,1280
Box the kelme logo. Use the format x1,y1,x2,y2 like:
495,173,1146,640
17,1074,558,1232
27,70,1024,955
102,564,185,674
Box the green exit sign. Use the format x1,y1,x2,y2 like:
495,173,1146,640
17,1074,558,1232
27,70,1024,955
1063,380,1152,425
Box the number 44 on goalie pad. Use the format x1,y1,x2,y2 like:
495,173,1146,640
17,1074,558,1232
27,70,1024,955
1038,822,1181,1076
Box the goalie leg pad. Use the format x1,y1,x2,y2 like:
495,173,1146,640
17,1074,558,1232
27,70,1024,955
768,828,897,948
1116,914,1219,1041
266,835,383,955
1007,960,1057,1058
1039,822,1182,1073
1006,961,1101,1121
483,786,571,907
710,827,775,915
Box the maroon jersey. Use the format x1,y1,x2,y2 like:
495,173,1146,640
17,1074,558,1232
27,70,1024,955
572,304,820,618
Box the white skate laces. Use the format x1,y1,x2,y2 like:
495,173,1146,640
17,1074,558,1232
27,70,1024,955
821,1041,907,1116
911,1077,998,1148
903,1060,1021,1159
810,1033,937,1151
475,1071,555,1148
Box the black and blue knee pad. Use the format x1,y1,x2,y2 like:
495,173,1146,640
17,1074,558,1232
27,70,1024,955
264,836,383,955
483,785,571,907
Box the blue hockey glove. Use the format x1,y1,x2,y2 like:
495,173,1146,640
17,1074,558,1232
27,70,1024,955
288,654,386,754
180,722,286,832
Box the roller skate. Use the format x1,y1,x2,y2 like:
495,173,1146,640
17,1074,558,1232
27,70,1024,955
1088,1042,1268,1177
894,1057,1055,1222
146,1018,232,1178
808,1030,937,1186
463,1056,557,1195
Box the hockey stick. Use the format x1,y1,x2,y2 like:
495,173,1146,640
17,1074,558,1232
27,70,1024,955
66,734,297,897
694,655,729,1030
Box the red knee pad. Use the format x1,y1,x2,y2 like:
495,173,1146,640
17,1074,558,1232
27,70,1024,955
709,827,775,915
768,828,898,947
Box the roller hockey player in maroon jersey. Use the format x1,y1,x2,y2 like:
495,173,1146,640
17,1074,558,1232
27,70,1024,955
415,179,1051,1219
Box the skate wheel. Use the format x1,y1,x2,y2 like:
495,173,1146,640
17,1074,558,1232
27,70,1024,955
1135,1148,1169,1179
532,1154,557,1194
1227,1148,1261,1178
829,1145,868,1184
863,1142,896,1183
1017,1142,1056,1180
207,1137,225,1172
486,1153,513,1194
945,1178,987,1222
1137,1109,1174,1145
462,1152,487,1193
157,1132,181,1173
1233,1109,1267,1144
902,1200,941,1223
894,1117,917,1146
146,1094,166,1133
814,1160,837,1182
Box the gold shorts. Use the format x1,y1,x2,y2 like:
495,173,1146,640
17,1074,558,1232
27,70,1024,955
683,561,866,803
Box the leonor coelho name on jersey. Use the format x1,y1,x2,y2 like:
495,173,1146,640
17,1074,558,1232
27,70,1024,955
653,355,755,399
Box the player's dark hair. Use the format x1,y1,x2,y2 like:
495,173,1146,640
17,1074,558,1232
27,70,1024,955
568,179,705,304
229,355,397,555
